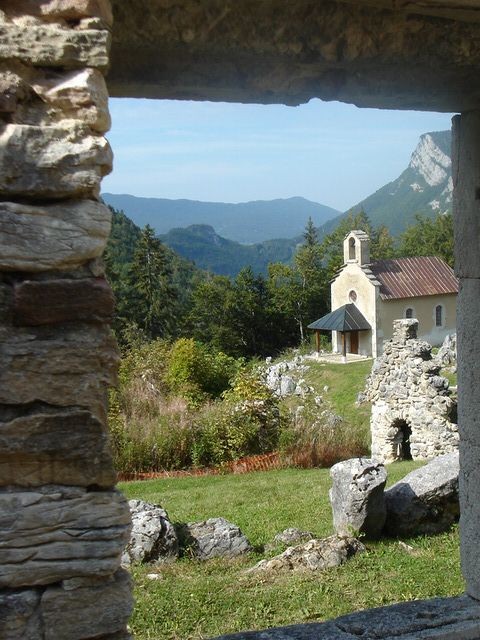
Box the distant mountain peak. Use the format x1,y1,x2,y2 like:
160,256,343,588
409,132,452,188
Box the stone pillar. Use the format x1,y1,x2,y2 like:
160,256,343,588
0,2,133,638
452,111,480,600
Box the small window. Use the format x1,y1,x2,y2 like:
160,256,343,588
349,237,356,260
435,304,443,327
349,290,357,303
405,308,414,319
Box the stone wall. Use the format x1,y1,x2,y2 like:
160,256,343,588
365,319,458,463
0,2,133,638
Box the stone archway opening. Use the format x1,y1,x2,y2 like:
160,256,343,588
392,418,413,461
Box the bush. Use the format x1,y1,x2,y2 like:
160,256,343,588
165,338,240,405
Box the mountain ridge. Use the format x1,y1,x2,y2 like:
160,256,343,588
101,194,340,245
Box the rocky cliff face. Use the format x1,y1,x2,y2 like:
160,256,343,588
348,130,453,235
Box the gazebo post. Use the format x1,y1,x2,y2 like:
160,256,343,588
315,330,320,353
342,332,347,363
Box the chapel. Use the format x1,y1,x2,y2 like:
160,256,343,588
310,230,458,358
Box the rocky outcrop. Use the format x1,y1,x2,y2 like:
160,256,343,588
437,333,457,367
365,320,458,463
122,499,179,564
0,2,132,638
250,536,364,573
385,452,460,536
179,517,252,560
330,458,387,539
263,357,312,398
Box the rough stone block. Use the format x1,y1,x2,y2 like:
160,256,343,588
213,595,480,639
329,458,387,539
0,588,42,639
385,452,459,536
250,536,364,574
457,279,480,445
0,200,111,271
0,404,116,488
0,324,118,420
2,0,113,26
0,21,110,70
0,487,131,587
41,569,132,640
33,68,110,132
122,499,179,564
460,441,480,598
452,112,480,278
0,124,112,199
13,278,115,325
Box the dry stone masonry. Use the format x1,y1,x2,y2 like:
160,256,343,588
365,319,458,463
0,1,133,638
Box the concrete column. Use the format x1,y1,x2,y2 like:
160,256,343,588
0,1,133,637
452,111,480,599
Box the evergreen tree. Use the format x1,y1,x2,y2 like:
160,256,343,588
130,224,177,339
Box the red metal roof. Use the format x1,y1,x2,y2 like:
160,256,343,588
369,256,458,301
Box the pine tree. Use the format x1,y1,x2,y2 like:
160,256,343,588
130,225,177,339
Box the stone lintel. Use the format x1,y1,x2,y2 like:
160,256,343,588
13,278,115,325
213,595,480,639
108,0,480,111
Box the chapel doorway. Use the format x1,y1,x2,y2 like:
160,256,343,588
350,331,359,354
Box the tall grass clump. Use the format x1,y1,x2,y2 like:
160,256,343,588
278,396,370,468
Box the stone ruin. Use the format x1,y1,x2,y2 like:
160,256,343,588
364,319,458,464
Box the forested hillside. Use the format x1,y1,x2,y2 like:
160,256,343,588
105,205,453,357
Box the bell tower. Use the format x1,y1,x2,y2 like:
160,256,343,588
343,230,371,266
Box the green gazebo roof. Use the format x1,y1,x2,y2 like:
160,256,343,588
308,304,371,332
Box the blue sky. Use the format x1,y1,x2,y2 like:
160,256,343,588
103,98,453,212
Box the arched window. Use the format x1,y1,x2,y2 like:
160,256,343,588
405,308,413,319
435,304,443,327
349,290,357,303
349,237,356,260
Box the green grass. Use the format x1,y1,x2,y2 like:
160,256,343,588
304,360,372,426
120,462,462,640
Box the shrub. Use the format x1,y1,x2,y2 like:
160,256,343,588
165,338,240,405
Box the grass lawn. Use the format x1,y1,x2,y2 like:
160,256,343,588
120,462,462,640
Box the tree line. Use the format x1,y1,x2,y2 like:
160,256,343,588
105,206,453,358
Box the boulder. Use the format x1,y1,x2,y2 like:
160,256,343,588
250,535,364,573
384,452,460,536
122,500,179,564
330,458,387,539
437,333,457,366
180,517,251,560
273,528,314,546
